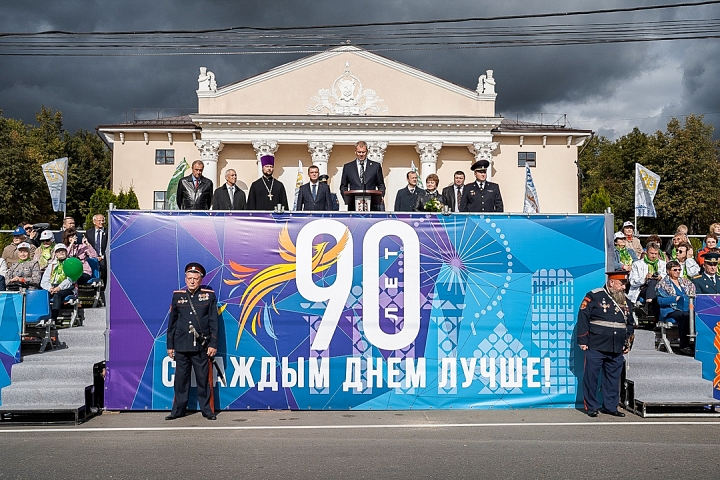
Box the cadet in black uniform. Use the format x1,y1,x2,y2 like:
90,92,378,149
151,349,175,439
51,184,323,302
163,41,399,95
577,270,634,417
166,262,219,420
459,159,504,212
692,251,720,294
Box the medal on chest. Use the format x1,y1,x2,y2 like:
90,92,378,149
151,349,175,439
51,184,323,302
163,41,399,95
600,298,611,313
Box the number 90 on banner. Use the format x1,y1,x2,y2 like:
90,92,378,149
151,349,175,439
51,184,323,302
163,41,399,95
296,219,420,352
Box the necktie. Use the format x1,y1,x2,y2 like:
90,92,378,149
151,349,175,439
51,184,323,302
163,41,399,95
96,230,102,252
359,162,366,184
311,183,317,200
480,182,485,190
456,187,462,210
194,178,199,189
229,186,234,205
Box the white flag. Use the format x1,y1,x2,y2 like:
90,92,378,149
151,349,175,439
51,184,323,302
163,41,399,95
41,157,68,213
411,161,424,189
293,159,304,210
635,163,660,218
523,165,540,213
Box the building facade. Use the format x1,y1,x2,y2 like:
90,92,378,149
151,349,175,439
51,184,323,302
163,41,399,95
98,46,592,212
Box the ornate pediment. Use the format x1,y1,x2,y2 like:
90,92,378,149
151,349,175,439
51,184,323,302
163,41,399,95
307,62,388,115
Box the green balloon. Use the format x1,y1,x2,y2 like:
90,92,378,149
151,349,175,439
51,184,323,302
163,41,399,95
63,257,84,281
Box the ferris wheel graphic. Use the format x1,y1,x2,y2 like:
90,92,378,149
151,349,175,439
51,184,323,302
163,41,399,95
413,215,514,316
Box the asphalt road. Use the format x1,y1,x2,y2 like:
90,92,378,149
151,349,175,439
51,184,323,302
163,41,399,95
1,409,719,479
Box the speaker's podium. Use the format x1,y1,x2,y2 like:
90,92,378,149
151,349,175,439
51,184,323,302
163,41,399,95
343,190,384,212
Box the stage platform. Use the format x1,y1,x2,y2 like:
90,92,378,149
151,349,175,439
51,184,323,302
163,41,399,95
0,308,105,425
623,329,720,417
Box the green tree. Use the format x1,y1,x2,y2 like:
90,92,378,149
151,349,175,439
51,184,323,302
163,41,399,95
84,187,117,229
581,186,612,214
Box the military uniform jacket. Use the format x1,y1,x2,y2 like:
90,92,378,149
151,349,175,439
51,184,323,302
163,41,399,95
577,287,634,353
459,181,504,212
167,288,219,352
692,272,720,294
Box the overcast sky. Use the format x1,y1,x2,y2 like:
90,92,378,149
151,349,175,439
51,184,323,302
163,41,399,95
1,0,719,139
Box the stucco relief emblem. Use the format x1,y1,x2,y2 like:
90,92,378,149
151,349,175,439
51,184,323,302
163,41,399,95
307,62,388,115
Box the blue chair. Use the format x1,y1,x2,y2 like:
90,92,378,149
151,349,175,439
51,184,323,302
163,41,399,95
23,289,56,353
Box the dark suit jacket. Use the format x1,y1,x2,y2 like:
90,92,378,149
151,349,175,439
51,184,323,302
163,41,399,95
296,182,332,211
459,181,504,212
339,159,386,204
54,229,83,245
176,175,213,210
442,184,467,212
394,186,424,212
85,227,107,257
211,184,247,210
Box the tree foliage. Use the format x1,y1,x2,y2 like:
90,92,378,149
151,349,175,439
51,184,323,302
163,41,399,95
83,187,140,229
0,107,110,229
579,115,720,234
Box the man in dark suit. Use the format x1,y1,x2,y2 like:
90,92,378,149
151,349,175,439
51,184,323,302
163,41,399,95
85,213,108,301
297,165,332,211
339,141,386,211
459,160,504,213
442,171,466,213
692,252,720,294
54,216,82,244
211,169,246,210
176,160,214,210
394,171,424,212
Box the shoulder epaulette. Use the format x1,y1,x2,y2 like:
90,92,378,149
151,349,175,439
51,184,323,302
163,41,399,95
693,275,702,280
200,288,214,292
173,289,185,293
590,288,604,294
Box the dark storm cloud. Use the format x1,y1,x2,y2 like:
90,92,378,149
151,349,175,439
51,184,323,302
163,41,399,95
1,1,719,137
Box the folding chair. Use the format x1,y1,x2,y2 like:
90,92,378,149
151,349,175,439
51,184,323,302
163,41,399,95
78,257,104,308
23,289,57,353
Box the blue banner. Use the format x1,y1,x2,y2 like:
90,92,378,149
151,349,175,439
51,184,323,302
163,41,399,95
106,212,607,410
0,293,23,405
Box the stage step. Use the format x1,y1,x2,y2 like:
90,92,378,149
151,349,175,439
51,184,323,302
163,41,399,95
0,307,105,424
623,330,720,417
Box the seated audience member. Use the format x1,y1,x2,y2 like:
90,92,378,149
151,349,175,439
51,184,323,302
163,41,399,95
413,174,446,212
621,221,643,258
41,244,76,322
6,242,41,290
33,230,56,273
63,227,97,284
613,232,638,272
628,242,666,313
394,171,424,212
0,257,7,291
692,251,720,294
709,223,720,240
675,242,700,279
2,227,37,268
644,234,668,261
664,226,689,258
22,221,40,248
318,175,340,211
656,260,696,355
696,234,718,267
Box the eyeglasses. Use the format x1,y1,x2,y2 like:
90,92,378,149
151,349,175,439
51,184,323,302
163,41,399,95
670,268,682,271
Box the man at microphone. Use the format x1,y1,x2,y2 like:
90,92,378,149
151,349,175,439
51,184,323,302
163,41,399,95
339,141,385,211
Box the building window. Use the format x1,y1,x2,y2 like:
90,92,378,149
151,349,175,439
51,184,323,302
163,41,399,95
155,149,175,165
518,152,536,167
154,191,166,210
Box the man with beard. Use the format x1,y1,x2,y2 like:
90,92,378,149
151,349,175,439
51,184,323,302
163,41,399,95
577,270,634,418
247,154,289,211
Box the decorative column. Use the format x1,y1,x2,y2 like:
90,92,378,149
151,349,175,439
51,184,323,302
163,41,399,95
307,141,334,175
252,140,279,177
366,141,388,164
469,142,499,181
415,142,442,180
194,140,224,185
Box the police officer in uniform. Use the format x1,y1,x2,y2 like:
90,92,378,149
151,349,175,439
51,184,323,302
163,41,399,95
692,251,720,294
166,262,219,420
577,270,634,417
459,159,504,212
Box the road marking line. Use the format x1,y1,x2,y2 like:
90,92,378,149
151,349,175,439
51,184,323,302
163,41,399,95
1,420,720,434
